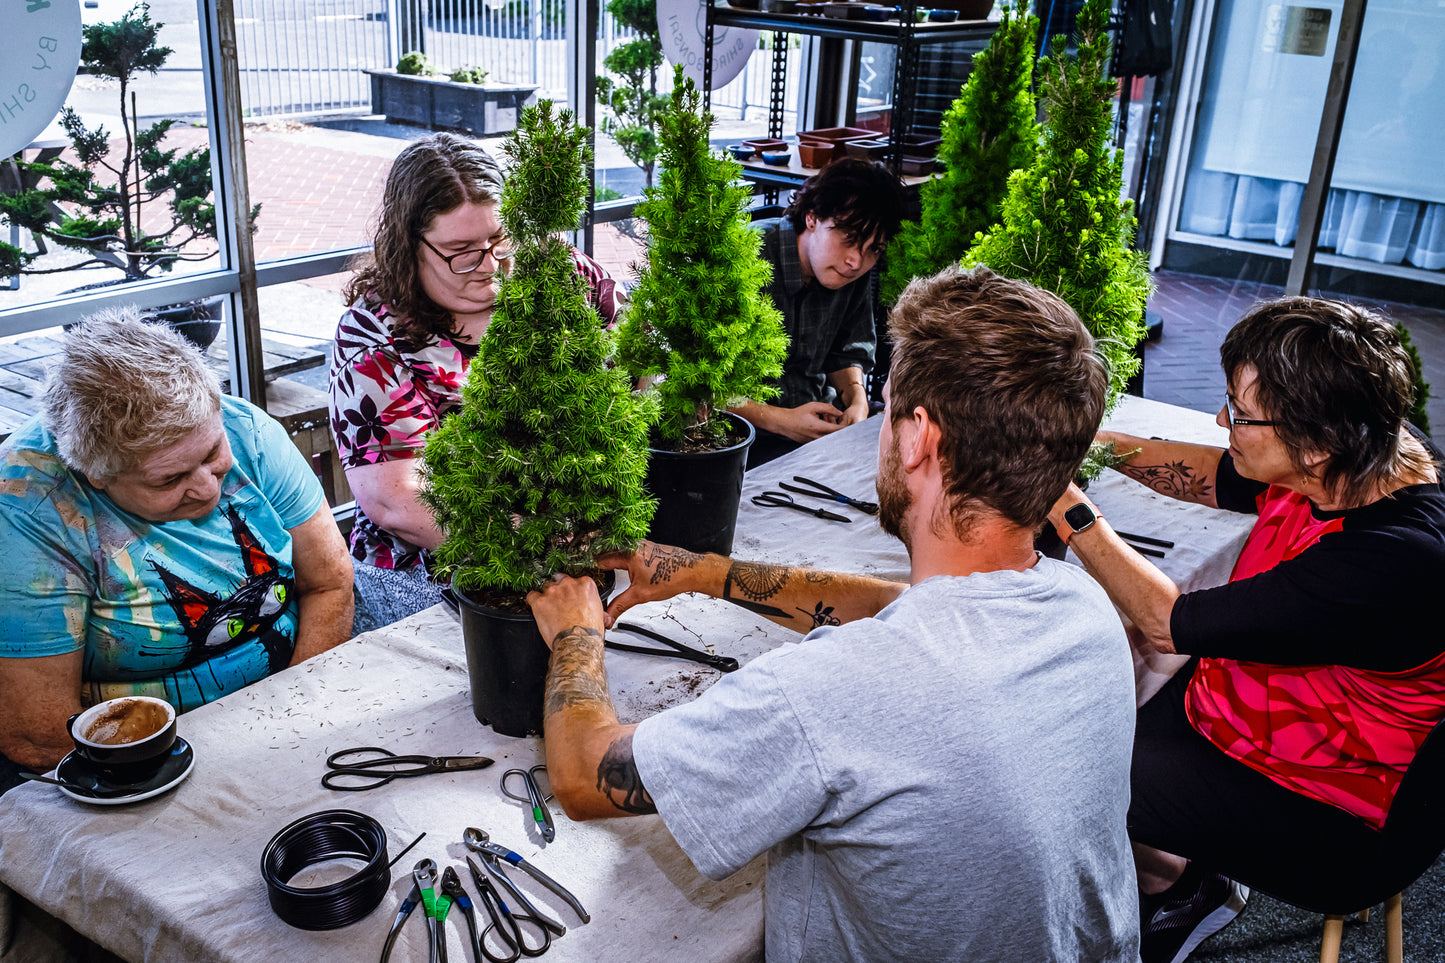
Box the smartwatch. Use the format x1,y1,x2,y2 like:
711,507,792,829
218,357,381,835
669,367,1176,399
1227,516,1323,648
1063,503,1099,541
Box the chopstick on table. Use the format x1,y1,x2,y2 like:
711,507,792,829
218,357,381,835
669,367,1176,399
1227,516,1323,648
1112,530,1174,549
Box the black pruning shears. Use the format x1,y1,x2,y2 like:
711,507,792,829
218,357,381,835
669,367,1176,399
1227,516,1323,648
605,622,739,673
780,475,879,515
751,491,851,522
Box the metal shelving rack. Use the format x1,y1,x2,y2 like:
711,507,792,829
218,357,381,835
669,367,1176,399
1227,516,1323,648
701,5,998,174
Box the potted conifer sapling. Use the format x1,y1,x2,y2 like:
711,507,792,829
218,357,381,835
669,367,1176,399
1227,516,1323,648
616,69,789,554
420,101,656,737
963,0,1152,555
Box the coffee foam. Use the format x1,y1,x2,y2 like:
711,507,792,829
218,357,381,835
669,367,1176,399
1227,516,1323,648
84,699,170,745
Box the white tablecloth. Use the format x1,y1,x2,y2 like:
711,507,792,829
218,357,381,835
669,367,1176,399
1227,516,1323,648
0,396,1253,962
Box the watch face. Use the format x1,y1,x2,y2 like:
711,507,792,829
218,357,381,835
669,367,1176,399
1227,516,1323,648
1064,503,1096,533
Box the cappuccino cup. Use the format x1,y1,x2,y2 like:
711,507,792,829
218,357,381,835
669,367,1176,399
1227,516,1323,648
67,696,177,779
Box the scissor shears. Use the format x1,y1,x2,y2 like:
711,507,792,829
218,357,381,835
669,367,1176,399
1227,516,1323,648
321,746,494,791
751,490,851,522
779,475,879,515
501,766,556,843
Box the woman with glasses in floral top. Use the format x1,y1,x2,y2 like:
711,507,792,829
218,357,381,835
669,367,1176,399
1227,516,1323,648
1048,298,1445,963
329,133,622,632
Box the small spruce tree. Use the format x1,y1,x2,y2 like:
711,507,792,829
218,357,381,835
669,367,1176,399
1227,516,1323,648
881,6,1039,305
617,67,789,447
965,0,1151,414
420,101,657,597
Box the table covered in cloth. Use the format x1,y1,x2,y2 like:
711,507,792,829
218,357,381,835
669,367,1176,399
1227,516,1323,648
0,395,1250,962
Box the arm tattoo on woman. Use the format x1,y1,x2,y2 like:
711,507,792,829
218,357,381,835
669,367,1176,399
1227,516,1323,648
722,561,791,618
641,543,703,586
597,732,656,814
1119,460,1213,501
544,626,610,718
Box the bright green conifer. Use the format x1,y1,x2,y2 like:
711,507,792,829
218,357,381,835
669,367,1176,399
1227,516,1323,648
617,67,789,446
421,101,657,594
881,6,1039,305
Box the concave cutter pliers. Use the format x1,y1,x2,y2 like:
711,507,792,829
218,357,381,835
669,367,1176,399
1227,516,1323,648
380,858,450,963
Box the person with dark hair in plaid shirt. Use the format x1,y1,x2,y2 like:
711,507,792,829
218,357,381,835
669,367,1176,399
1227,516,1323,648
731,159,907,468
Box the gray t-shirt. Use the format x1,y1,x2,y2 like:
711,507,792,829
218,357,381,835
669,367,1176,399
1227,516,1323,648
633,562,1140,963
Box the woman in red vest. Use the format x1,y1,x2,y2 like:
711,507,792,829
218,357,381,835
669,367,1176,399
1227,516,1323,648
1050,298,1445,963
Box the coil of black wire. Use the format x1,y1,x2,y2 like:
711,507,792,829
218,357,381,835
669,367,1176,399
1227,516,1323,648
261,809,391,930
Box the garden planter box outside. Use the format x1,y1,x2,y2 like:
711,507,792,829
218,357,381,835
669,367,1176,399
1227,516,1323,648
364,70,539,136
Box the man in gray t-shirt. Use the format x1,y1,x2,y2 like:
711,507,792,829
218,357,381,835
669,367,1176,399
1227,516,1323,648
528,265,1141,962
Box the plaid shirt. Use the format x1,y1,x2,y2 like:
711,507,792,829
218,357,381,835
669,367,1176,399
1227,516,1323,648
757,217,875,409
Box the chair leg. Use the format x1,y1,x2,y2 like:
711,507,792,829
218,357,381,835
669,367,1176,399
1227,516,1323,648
1319,915,1345,963
1385,892,1403,963
1356,906,1371,923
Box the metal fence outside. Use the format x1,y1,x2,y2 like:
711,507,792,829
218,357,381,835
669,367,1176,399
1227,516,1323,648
234,0,799,125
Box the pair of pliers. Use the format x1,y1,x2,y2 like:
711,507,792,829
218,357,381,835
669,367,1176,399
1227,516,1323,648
379,859,448,963
779,475,879,515
441,866,488,963
462,827,590,929
466,856,551,961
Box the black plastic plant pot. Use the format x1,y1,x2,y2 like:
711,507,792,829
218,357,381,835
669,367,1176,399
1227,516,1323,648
455,594,549,738
644,412,756,556
451,573,614,738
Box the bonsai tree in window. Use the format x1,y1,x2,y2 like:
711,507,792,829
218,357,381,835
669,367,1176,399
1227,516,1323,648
420,100,657,600
596,0,667,192
965,0,1150,416
616,67,788,449
881,5,1039,306
0,2,256,282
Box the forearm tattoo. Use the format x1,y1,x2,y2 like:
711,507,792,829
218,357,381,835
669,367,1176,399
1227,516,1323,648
1119,460,1213,501
544,626,610,718
641,543,703,586
722,561,791,618
596,732,656,815
796,601,841,628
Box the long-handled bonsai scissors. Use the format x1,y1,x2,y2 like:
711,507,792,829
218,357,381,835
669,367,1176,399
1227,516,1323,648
321,747,494,791
779,475,879,515
751,491,851,522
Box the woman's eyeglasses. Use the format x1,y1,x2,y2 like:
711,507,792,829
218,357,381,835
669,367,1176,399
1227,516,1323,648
420,235,516,275
1224,397,1276,428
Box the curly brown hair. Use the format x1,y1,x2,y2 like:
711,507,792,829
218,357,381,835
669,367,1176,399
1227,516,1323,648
344,133,506,342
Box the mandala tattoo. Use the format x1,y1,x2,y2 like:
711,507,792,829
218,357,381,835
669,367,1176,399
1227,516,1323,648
544,626,610,718
1122,460,1213,501
722,562,790,618
643,543,704,586
796,601,841,628
597,733,656,814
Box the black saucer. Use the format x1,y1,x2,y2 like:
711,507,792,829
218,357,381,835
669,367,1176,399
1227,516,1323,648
54,737,195,805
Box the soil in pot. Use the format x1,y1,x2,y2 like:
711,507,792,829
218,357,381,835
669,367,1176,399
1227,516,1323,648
645,412,755,557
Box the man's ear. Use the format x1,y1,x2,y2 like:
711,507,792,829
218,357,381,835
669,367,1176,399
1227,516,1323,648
803,211,816,233
899,406,940,471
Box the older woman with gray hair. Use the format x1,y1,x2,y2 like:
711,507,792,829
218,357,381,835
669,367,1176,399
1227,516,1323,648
0,310,354,794
330,132,622,631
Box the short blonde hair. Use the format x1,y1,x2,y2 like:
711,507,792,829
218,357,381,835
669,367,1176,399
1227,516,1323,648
41,307,222,481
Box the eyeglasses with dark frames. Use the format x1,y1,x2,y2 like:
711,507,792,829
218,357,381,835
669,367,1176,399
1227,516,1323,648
420,234,516,275
1224,397,1276,428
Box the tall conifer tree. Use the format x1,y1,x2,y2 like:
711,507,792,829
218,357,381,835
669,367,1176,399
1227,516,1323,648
421,102,657,595
618,68,789,446
881,6,1039,305
965,0,1150,412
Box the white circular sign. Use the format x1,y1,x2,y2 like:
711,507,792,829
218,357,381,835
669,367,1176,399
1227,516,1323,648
658,0,759,91
1,0,81,157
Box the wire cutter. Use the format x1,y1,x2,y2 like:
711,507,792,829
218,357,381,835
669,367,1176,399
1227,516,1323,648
322,747,494,791
501,767,556,843
779,475,879,515
466,856,552,961
751,491,851,522
463,827,590,928
380,859,447,963
441,866,488,963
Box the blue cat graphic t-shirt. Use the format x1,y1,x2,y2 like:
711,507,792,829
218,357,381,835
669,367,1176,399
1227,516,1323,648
0,395,324,711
